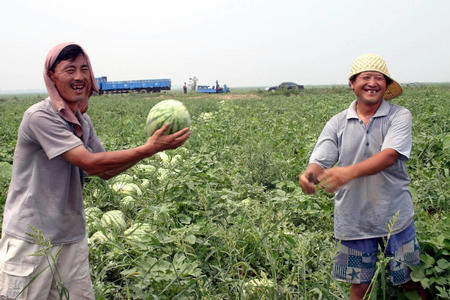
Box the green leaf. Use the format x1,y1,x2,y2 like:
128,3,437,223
435,276,448,285
0,162,12,180
410,266,426,281
420,277,431,289
433,266,443,273
421,253,435,267
443,133,450,155
436,286,450,298
283,234,296,246
179,214,192,224
437,258,450,269
404,291,422,300
185,234,196,245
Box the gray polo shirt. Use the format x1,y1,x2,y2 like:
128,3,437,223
2,98,105,244
309,100,414,240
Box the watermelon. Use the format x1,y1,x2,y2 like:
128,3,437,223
120,195,136,209
124,223,155,244
145,99,191,137
85,207,102,234
90,231,109,244
101,210,127,233
111,182,143,197
135,164,156,174
113,173,134,183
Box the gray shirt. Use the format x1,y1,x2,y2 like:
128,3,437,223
309,100,414,240
2,98,105,244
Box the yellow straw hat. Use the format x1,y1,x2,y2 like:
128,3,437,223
349,54,402,100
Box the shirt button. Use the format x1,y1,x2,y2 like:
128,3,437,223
366,142,369,146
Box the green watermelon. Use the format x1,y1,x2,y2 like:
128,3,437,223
145,99,191,137
101,210,127,233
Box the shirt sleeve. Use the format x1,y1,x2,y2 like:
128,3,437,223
381,108,412,160
309,117,340,169
83,114,105,153
27,111,83,160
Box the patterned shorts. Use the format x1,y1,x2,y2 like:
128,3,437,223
332,222,421,285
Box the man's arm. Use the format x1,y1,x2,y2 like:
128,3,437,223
62,124,190,180
94,159,141,180
317,148,398,193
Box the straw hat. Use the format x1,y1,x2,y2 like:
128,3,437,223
349,54,402,100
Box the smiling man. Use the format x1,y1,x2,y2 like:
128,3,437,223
0,43,190,299
299,54,426,299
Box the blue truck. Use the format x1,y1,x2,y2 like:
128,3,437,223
95,76,171,94
197,84,230,93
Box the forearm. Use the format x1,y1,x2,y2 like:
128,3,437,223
85,146,156,175
347,148,398,178
63,144,156,177
63,125,191,180
96,159,141,180
318,148,398,192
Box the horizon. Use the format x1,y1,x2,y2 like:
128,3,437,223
2,81,450,96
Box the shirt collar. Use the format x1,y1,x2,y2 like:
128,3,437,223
346,99,390,120
48,97,84,137
346,100,359,120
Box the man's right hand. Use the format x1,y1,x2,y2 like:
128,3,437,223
145,123,191,155
299,163,323,194
299,172,317,194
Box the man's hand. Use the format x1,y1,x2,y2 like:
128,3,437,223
317,166,354,193
299,163,323,194
317,149,398,193
145,123,191,155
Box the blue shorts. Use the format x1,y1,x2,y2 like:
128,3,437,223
332,221,421,285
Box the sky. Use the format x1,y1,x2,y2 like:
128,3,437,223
1,0,449,92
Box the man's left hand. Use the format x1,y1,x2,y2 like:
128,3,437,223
317,166,354,193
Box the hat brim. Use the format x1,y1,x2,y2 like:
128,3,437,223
384,80,402,100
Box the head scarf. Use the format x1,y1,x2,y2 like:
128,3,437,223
43,42,98,137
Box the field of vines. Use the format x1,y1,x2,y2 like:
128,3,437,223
0,86,449,299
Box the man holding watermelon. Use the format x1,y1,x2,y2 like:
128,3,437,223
299,54,426,299
0,43,190,299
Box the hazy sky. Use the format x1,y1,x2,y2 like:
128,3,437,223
1,0,449,91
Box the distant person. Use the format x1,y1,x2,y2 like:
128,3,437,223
299,54,426,300
215,80,219,91
183,82,187,94
0,42,190,299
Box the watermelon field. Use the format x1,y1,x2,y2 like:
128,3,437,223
0,86,449,299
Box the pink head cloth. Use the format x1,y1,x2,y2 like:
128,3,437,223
43,42,98,137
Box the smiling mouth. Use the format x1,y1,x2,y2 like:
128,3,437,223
71,81,86,91
364,89,379,94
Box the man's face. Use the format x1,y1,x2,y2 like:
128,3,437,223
49,54,91,106
350,71,387,105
